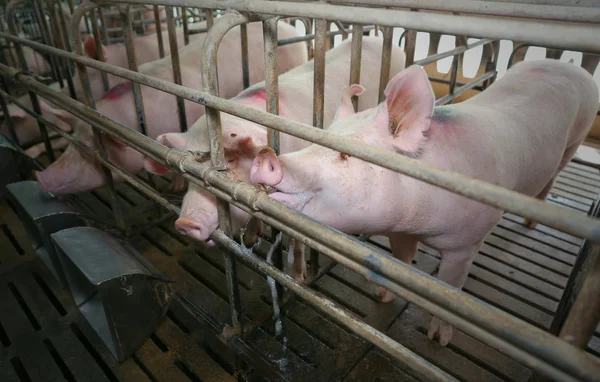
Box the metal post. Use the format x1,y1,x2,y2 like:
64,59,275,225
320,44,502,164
68,0,125,232
54,0,77,99
181,7,189,45
201,11,248,342
377,25,393,103
309,17,328,278
349,23,362,111
165,6,186,132
153,5,165,58
0,77,19,144
97,7,110,45
240,23,249,89
32,0,63,87
90,9,110,92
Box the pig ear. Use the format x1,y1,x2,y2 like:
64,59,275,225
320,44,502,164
83,36,108,62
332,84,365,123
144,133,187,175
375,65,434,153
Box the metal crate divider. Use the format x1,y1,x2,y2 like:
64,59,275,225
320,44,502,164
0,136,37,199
50,226,173,363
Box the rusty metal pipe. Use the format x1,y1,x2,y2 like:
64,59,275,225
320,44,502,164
415,38,494,66
5,69,600,381
97,7,110,45
91,9,110,92
181,7,189,45
277,24,374,46
4,32,599,243
240,23,249,89
165,6,187,132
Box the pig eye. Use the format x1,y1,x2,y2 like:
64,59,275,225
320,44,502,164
230,133,237,137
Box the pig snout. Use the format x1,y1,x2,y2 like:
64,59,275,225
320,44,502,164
250,147,283,186
174,217,215,246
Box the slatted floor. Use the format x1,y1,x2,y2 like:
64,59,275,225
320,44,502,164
0,157,598,381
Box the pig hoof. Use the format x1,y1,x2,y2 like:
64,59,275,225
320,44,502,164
524,218,538,229
427,317,453,346
375,287,396,303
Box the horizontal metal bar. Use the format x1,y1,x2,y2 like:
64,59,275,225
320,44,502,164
2,33,599,244
415,38,494,66
211,229,456,382
4,67,599,382
329,0,600,23
435,70,496,105
277,24,375,46
104,0,600,54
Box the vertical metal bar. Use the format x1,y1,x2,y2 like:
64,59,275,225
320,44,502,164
181,7,189,45
118,5,148,137
6,0,54,162
165,6,186,133
153,5,165,58
377,26,393,103
240,23,249,89
448,55,459,103
349,24,362,111
90,9,110,92
206,9,214,28
263,16,285,316
309,17,327,278
32,0,63,86
405,29,417,66
68,1,125,232
202,12,247,340
97,7,110,46
55,0,77,99
0,77,19,145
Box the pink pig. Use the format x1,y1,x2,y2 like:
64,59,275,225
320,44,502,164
250,59,599,345
35,21,307,194
144,37,406,281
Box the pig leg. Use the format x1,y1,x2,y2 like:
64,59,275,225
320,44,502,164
376,233,418,303
427,241,482,346
524,144,580,229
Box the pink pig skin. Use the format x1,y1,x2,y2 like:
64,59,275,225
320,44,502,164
250,59,599,345
144,37,406,281
35,21,307,194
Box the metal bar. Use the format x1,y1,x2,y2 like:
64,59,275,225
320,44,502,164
0,78,19,144
206,8,214,28
309,17,328,278
90,9,110,92
181,7,189,45
68,0,126,231
415,38,494,66
153,5,165,58
106,0,600,54
7,69,600,381
212,229,456,382
5,32,600,243
5,0,55,162
118,5,148,136
33,0,63,86
377,25,393,103
240,23,249,89
277,24,374,46
349,23,362,111
447,55,459,104
54,0,77,99
435,70,495,106
165,6,186,132
200,11,248,341
97,7,110,45
329,0,600,24
405,29,417,67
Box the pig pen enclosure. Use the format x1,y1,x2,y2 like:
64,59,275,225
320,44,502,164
0,0,600,381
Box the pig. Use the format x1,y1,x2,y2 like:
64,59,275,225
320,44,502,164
35,21,307,195
72,27,204,102
0,82,76,157
143,37,406,281
249,59,599,345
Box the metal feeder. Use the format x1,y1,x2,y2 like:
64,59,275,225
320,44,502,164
5,180,85,286
0,134,37,200
50,226,173,362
